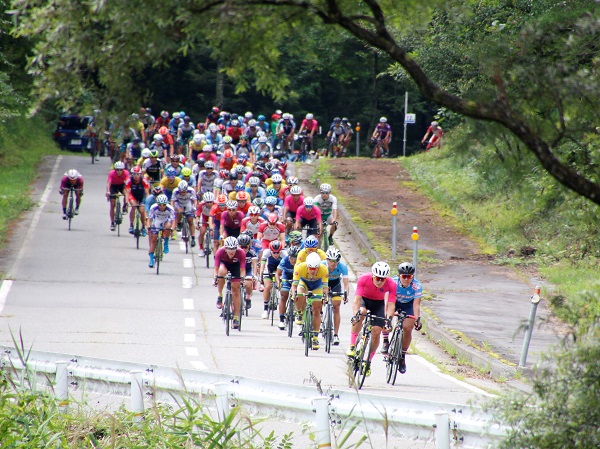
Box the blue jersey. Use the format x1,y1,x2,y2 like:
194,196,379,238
278,256,295,280
322,260,348,286
245,249,258,273
261,248,288,272
392,276,422,304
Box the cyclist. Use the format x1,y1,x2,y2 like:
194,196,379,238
313,183,338,246
160,167,181,201
197,160,217,195
257,212,286,252
59,169,84,219
382,262,422,374
326,117,347,157
158,126,175,159
275,245,299,330
177,116,195,154
146,194,175,267
213,236,246,330
295,197,322,238
145,185,163,211
125,166,150,235
286,230,304,250
421,121,444,150
181,166,196,189
322,247,350,346
143,149,164,187
106,161,130,231
188,133,206,162
241,205,265,238
340,118,354,154
226,119,244,144
346,262,397,377
164,154,183,177
196,191,215,257
371,117,392,156
235,190,251,215
280,175,298,199
298,113,318,152
275,113,296,152
210,193,228,254
221,200,244,239
282,185,304,234
238,233,258,311
171,180,197,247
295,235,326,265
291,252,329,350
259,240,288,319
245,176,266,201
205,106,220,127
263,196,283,220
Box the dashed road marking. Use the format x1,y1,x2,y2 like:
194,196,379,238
182,277,193,288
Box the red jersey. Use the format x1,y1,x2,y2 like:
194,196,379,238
237,202,251,215
241,216,266,238
210,204,227,221
258,221,285,241
219,157,237,170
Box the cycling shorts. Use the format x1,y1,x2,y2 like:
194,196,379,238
280,280,292,292
300,217,318,236
329,281,343,299
128,193,145,204
360,297,387,328
285,210,296,220
297,280,323,298
109,184,126,196
175,201,195,216
395,301,414,317
213,220,221,240
199,214,210,226
224,226,241,238
220,261,242,282
323,215,336,225
149,222,171,234
261,267,277,281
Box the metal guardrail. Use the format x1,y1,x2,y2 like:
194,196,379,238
0,346,504,448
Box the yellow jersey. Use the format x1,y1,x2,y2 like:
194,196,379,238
160,176,181,191
296,248,326,265
292,262,329,291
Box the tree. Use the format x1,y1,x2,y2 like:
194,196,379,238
10,0,600,205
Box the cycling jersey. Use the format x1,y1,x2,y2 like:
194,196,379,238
260,205,283,220
329,124,346,136
392,276,423,304
313,194,337,218
278,256,295,281
172,188,197,214
323,260,348,287
164,163,182,177
205,132,223,146
143,159,164,184
241,216,265,238
221,210,245,235
296,248,326,265
59,176,84,192
293,262,329,292
125,177,149,202
245,186,266,201
196,201,213,225
107,169,130,186
301,118,318,132
179,124,194,140
127,142,144,159
375,123,391,138
277,119,295,135
356,272,396,302
244,248,258,275
283,194,304,214
295,204,322,221
258,222,285,242
214,247,246,280
261,248,288,273
198,170,217,193
148,203,175,227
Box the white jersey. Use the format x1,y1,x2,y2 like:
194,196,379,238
172,188,197,205
313,194,337,217
148,203,175,227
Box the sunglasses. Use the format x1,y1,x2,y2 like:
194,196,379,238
273,181,281,184
400,274,413,280
373,276,386,282
271,251,281,255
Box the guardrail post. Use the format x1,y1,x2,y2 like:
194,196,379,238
130,370,144,423
434,411,450,449
412,227,419,277
519,286,541,367
215,382,230,422
55,361,69,412
313,397,331,448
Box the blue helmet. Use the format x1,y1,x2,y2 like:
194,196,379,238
266,188,277,197
305,235,319,248
166,168,177,178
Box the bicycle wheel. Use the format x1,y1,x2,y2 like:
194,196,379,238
321,225,329,251
239,285,245,330
224,288,232,336
134,210,141,249
286,296,294,338
182,219,189,254
67,193,74,231
114,200,122,237
386,328,400,384
303,305,313,357
357,333,372,389
155,237,163,275
324,305,333,353
204,230,212,268
269,284,279,326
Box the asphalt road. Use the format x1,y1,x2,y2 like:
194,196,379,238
0,155,493,407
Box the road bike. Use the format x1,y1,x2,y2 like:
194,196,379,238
320,220,329,251
301,292,318,357
218,273,239,336
320,296,334,353
132,204,143,249
64,187,82,231
266,274,280,327
348,310,383,389
371,138,385,158
385,311,416,385
110,193,126,236
285,292,295,338
179,212,192,254
153,226,165,275
203,227,213,268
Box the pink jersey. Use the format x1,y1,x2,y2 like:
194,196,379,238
221,210,245,230
355,273,397,302
284,194,304,214
107,169,130,185
258,221,285,241
301,118,318,132
214,247,246,266
60,176,84,191
296,204,322,221
241,216,265,238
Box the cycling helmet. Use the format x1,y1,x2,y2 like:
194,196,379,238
212,106,220,113
333,117,341,123
228,170,238,180
289,185,302,195
248,119,257,127
208,123,218,132
282,113,291,120
371,261,391,278
237,233,252,247
248,205,261,215
156,194,169,205
431,121,439,126
142,148,151,158
269,240,282,253
379,117,387,123
178,180,188,191
114,161,125,170
253,198,264,208
288,246,300,258
267,213,278,225
165,168,177,178
132,137,142,145
235,164,246,173
236,191,248,201
193,134,203,144
271,173,283,183
306,113,314,120
183,116,191,123
131,166,143,174
398,262,416,275
217,194,228,205
223,135,233,144
305,235,319,248
204,161,215,169
67,169,79,180
290,231,303,244
326,247,341,261
265,162,274,172
238,153,249,162
181,167,192,177
245,111,253,119
153,134,163,142
226,200,238,210
231,119,240,127
159,126,169,135
265,196,277,206
239,134,248,140
150,149,160,158
342,117,349,123
203,144,213,152
173,112,181,119
224,236,238,249
203,192,215,202
287,176,299,185
152,186,163,195
306,252,321,268
257,114,265,121
218,124,226,131
223,149,233,159
320,183,332,194
258,136,268,144
161,110,169,118
266,188,278,197
170,154,180,162
234,181,245,192
249,176,260,187
303,198,314,207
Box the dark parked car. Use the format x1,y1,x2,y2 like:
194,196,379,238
53,115,92,152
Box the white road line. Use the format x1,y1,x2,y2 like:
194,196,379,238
184,333,196,342
182,298,194,310
182,277,193,288
412,355,496,397
185,347,199,356
190,361,207,370
0,280,13,315
183,258,193,268
184,317,195,327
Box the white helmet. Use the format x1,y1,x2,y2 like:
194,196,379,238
258,136,268,143
245,111,253,119
193,134,203,144
178,180,188,191
67,169,79,180
209,123,218,132
141,148,151,158
371,261,390,278
203,144,213,152
303,197,314,207
248,205,261,215
306,252,322,268
173,112,181,119
271,173,283,183
223,135,233,144
204,161,215,169
203,192,215,202
379,117,387,123
248,119,257,126
431,121,439,126
282,113,291,120
224,236,238,249
319,183,332,194
226,200,238,209
306,113,314,120
114,161,125,170
153,133,162,141
289,185,302,195
325,247,341,261
156,194,169,205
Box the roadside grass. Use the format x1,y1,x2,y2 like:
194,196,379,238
0,117,63,252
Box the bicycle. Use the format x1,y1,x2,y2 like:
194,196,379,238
203,227,213,268
371,138,385,158
64,187,82,231
320,296,334,353
132,204,143,249
266,274,280,327
301,292,318,357
153,226,165,275
110,193,126,236
348,310,383,389
285,292,295,338
320,220,329,251
217,273,237,336
179,214,191,254
385,311,416,385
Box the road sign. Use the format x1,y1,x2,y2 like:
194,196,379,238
404,113,416,124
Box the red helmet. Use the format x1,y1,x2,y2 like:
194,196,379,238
131,166,142,174
217,194,228,205
236,191,248,201
159,126,168,135
223,149,233,159
212,106,220,113
269,240,282,253
267,213,278,225
218,124,226,131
